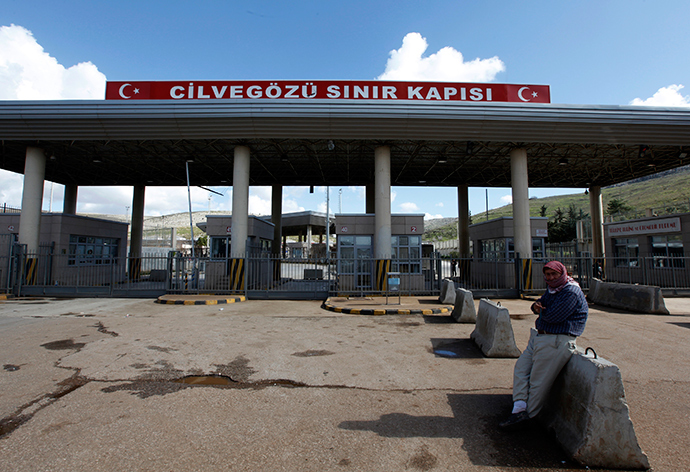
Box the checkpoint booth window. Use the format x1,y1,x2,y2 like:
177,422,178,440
335,214,424,292
68,235,119,265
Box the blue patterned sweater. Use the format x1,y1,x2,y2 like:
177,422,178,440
535,283,588,336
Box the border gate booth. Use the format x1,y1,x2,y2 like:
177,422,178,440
334,214,425,295
198,215,274,292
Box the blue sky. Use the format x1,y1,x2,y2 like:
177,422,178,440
1,0,689,219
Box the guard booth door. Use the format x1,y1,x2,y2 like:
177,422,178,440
338,235,374,292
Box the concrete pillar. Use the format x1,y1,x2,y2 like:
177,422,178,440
589,186,605,258
271,185,282,256
510,148,532,259
231,146,250,258
19,147,46,255
365,185,375,214
457,184,470,257
374,146,392,259
63,184,78,214
128,184,145,280
129,185,145,258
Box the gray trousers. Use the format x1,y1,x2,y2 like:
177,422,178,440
513,328,577,418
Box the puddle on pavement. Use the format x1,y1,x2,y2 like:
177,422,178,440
431,339,485,359
174,375,237,386
433,349,460,358
173,375,308,389
40,339,86,351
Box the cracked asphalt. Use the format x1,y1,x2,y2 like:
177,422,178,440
0,296,688,471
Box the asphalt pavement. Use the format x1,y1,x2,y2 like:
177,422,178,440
0,295,688,471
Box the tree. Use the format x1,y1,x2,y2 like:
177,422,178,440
607,197,632,216
547,204,588,243
539,204,548,217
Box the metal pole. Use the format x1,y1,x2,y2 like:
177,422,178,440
326,186,330,281
485,188,489,221
185,160,195,260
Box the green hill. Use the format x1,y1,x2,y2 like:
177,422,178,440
424,165,690,241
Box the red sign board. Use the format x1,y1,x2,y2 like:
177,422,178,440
106,80,550,103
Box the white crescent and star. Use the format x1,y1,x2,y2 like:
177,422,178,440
118,83,141,99
518,86,539,102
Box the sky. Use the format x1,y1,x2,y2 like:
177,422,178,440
1,0,689,221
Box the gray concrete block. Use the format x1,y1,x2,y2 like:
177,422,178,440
451,288,476,323
589,278,668,314
540,349,650,470
470,299,521,357
438,278,456,304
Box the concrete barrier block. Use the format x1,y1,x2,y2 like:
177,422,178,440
438,278,456,304
541,350,650,470
589,278,668,314
470,299,521,357
451,288,476,323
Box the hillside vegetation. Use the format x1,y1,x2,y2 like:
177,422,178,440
424,165,690,241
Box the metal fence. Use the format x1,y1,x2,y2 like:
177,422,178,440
602,256,690,293
6,245,689,299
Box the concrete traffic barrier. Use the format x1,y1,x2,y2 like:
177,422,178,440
438,278,456,304
540,349,650,469
589,278,668,314
470,299,521,357
451,288,476,323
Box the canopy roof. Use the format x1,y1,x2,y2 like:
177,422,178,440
1,100,689,188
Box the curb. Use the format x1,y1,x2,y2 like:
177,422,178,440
322,298,452,316
155,296,246,305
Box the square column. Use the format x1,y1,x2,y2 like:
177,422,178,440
589,186,605,259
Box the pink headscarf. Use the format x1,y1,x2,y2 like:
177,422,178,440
543,261,575,293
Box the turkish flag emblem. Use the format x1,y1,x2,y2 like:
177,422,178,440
506,84,550,103
105,82,151,100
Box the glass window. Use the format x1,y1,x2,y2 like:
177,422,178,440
211,237,230,258
481,238,509,261
532,238,545,261
391,233,421,273
651,235,684,268
613,238,639,267
68,235,119,266
356,236,372,246
338,235,372,275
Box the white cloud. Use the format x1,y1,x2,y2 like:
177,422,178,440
0,24,106,99
0,170,24,207
436,202,444,207
500,194,512,205
630,84,690,107
377,32,505,82
400,202,419,212
425,213,444,220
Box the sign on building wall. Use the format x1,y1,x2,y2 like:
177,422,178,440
607,217,681,237
106,81,550,103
